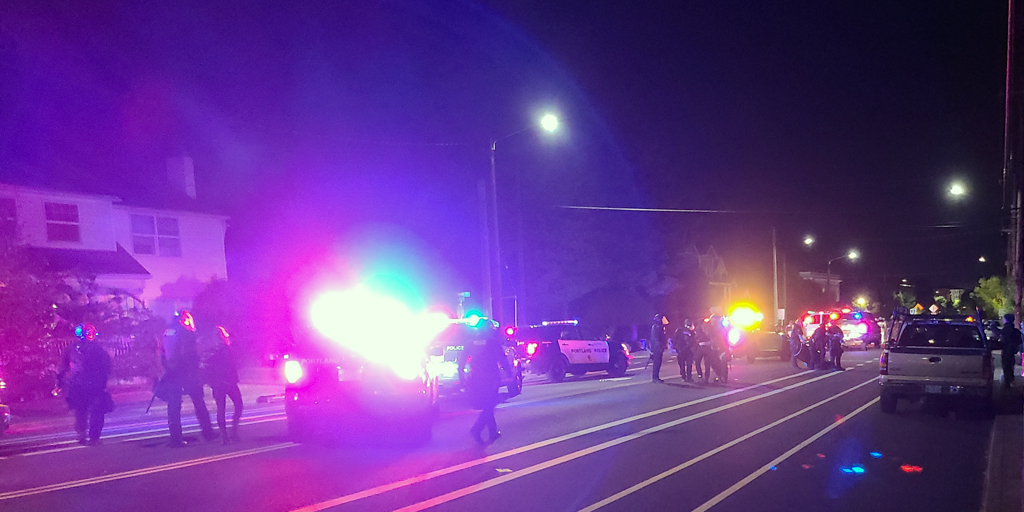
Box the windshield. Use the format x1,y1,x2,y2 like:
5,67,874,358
897,324,984,349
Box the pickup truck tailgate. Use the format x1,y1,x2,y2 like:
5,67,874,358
888,347,988,385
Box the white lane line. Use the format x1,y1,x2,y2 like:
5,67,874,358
0,413,286,460
578,377,880,512
289,371,816,512
0,442,296,501
690,396,880,512
386,372,842,512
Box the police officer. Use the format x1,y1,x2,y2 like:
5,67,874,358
161,311,217,447
58,324,112,445
1000,313,1022,388
673,320,697,382
458,323,512,445
649,314,668,383
809,324,828,370
204,325,242,444
827,321,845,371
788,321,805,369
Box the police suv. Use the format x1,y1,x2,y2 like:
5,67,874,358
428,319,525,397
516,320,630,382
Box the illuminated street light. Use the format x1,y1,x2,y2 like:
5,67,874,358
803,235,815,246
540,113,560,132
948,182,966,198
979,255,987,263
847,250,860,260
855,297,867,307
826,250,860,305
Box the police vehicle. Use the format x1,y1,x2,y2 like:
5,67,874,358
516,320,630,382
428,319,525,397
282,345,439,442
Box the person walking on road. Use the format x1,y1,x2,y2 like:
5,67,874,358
58,323,112,445
458,324,512,445
204,325,243,444
160,311,217,447
673,320,697,382
649,314,669,383
1000,313,1022,388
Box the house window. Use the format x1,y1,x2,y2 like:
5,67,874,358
131,214,181,256
0,197,14,237
44,202,80,242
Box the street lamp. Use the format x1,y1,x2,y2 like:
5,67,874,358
826,250,859,305
855,296,867,308
979,255,987,263
948,181,966,199
485,113,561,325
803,235,815,247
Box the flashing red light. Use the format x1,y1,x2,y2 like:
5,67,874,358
900,464,923,473
505,326,517,337
840,308,852,314
829,312,839,321
703,317,711,323
526,342,538,356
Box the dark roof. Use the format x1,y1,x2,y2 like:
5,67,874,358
25,244,151,276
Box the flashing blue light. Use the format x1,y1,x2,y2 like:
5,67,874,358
841,465,866,475
869,451,882,458
769,466,778,471
841,468,854,474
853,313,862,320
851,465,865,474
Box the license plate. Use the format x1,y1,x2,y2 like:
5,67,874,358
925,385,942,394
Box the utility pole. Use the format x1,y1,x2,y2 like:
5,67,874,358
772,227,780,326
1003,0,1024,325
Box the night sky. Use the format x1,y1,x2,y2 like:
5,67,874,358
0,0,1010,317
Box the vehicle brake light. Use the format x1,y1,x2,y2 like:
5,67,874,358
284,360,304,384
829,312,839,321
526,342,538,356
879,351,888,375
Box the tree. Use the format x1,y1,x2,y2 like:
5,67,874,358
893,290,917,310
972,276,1012,319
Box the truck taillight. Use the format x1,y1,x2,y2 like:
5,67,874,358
879,351,888,375
526,342,538,356
284,360,304,384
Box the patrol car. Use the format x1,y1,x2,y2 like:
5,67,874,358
516,320,630,382
282,345,439,442
428,319,525,397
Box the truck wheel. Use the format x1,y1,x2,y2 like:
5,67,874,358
548,356,568,383
287,414,310,441
506,371,524,397
607,353,628,377
880,391,897,414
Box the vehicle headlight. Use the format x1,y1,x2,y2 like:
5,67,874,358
284,360,304,384
391,358,426,381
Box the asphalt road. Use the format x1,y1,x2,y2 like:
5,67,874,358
0,350,1012,512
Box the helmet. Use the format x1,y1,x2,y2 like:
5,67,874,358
75,323,97,341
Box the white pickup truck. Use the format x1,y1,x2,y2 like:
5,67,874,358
880,312,993,414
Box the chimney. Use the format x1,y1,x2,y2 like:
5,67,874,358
167,156,197,199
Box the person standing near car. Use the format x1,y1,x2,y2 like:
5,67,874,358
458,325,512,445
827,321,845,371
789,321,805,369
161,311,217,447
58,324,112,445
1000,313,1022,388
649,314,668,383
673,320,697,382
810,323,828,370
204,325,243,444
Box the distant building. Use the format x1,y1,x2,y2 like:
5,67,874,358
0,157,228,317
798,271,842,303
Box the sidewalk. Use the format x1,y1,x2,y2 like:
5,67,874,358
983,358,1023,512
4,368,284,438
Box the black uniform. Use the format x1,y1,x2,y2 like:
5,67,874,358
204,341,243,443
789,323,805,369
827,324,845,371
59,340,112,444
162,325,216,446
458,329,511,444
673,327,696,382
1000,319,1022,387
649,318,667,383
810,326,827,370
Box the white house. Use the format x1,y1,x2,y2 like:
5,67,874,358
0,157,228,317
